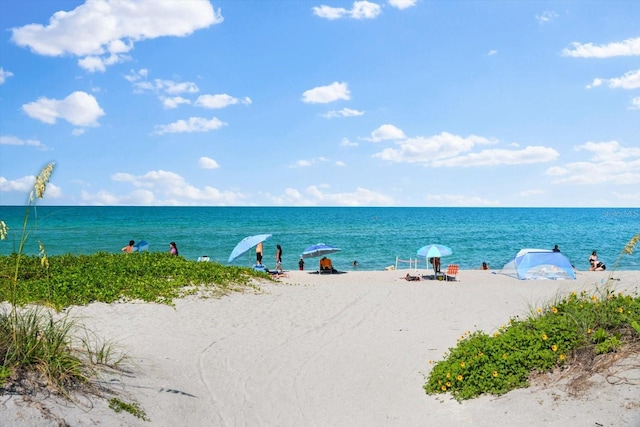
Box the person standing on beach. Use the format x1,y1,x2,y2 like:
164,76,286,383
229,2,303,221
553,245,560,252
169,242,179,255
275,244,283,272
122,240,134,253
256,242,264,264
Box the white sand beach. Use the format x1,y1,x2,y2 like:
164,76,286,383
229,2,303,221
2,269,639,427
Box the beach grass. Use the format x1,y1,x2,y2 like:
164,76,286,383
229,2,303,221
425,233,640,401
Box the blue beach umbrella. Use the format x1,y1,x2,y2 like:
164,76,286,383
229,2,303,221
228,234,272,263
417,244,452,258
301,243,341,259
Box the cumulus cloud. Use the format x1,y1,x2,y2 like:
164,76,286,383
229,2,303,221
289,157,329,168
302,81,350,104
22,91,105,126
198,156,220,169
0,135,45,149
372,131,557,167
0,67,13,84
586,69,640,90
322,108,365,118
388,0,417,10
162,96,191,109
341,137,359,147
546,140,640,185
195,94,252,109
154,116,226,134
426,194,500,207
366,124,406,142
562,37,640,58
272,185,393,206
535,10,558,24
313,1,381,20
0,175,62,198
11,0,223,72
83,169,245,206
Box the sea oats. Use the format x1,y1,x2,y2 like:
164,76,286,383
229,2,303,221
0,220,7,240
34,162,55,199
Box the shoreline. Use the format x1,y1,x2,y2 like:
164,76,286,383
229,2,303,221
2,269,639,426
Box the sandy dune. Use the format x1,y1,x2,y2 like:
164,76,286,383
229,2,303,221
2,269,639,426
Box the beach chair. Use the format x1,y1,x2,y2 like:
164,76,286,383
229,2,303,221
445,264,459,281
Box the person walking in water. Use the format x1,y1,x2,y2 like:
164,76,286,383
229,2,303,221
275,244,283,272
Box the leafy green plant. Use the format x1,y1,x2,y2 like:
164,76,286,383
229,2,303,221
109,398,149,421
425,232,640,401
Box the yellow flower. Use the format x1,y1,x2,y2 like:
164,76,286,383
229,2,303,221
591,295,598,302
571,291,577,297
446,382,451,387
502,353,508,360
551,306,558,314
536,308,542,314
460,361,465,368
493,332,499,337
618,307,624,313
541,333,548,340
492,371,498,377
457,375,463,381
446,372,451,378
559,354,566,361
587,328,592,334
441,385,447,391
551,345,558,352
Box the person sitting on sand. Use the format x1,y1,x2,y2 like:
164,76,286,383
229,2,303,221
320,256,333,271
589,251,606,271
122,240,135,253
481,262,490,270
404,273,421,281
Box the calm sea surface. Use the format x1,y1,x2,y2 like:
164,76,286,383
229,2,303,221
0,206,638,271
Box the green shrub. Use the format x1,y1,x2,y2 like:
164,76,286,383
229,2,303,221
424,287,640,401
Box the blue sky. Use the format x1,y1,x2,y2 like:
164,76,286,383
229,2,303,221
0,0,638,207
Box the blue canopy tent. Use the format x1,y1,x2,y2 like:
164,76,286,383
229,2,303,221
499,249,575,280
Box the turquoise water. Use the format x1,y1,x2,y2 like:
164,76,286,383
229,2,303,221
0,206,638,271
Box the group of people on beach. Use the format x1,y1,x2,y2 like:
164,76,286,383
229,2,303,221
121,239,607,274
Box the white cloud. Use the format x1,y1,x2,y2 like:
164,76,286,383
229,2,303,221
289,157,329,168
195,94,252,109
562,37,640,58
630,96,640,110
92,169,245,206
0,67,14,84
11,0,223,72
366,124,406,142
322,108,365,118
372,132,555,166
587,69,640,90
154,116,226,134
546,140,640,185
198,156,220,169
0,135,45,148
388,0,417,10
302,81,350,104
303,185,394,206
426,194,500,207
487,49,498,56
0,175,61,198
162,96,191,109
341,137,358,147
436,146,559,167
535,10,558,24
22,91,105,126
335,160,346,167
313,1,382,20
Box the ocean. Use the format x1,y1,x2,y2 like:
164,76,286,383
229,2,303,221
0,206,638,272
